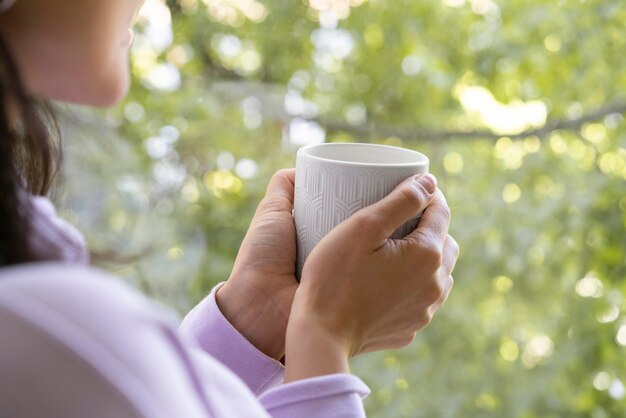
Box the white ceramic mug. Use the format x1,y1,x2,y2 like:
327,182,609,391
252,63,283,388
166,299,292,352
294,143,429,278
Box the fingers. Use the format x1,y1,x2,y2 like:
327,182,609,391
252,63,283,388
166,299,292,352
427,236,458,316
404,189,451,250
442,234,460,274
352,174,438,243
428,274,454,317
257,169,296,215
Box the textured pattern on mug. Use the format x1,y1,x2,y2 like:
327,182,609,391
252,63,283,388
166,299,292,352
294,155,423,278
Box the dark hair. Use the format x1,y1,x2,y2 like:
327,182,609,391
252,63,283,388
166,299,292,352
0,34,62,266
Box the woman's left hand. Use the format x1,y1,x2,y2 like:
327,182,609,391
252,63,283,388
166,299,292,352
216,169,299,360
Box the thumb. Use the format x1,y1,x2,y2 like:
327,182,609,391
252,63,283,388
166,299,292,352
350,173,437,243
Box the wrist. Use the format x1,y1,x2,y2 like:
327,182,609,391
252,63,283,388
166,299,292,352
216,279,289,360
284,306,351,383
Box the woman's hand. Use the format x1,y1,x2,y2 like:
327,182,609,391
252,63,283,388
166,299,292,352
284,174,459,381
216,169,299,360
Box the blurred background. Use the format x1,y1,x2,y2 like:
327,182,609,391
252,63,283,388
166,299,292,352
55,0,625,416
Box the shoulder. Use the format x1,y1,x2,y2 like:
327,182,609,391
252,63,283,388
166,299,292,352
0,261,135,297
0,262,179,332
0,262,185,369
0,262,270,418
0,262,194,418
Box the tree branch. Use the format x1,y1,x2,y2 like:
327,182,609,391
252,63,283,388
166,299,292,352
317,101,626,142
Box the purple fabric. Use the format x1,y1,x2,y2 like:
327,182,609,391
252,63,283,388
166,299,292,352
0,197,370,417
178,283,285,395
260,374,369,418
27,195,90,264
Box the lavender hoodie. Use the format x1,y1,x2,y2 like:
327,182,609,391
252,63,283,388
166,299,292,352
0,197,369,417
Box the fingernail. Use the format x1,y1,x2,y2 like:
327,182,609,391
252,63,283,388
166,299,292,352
415,173,437,194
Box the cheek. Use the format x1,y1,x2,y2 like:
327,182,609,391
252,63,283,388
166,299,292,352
69,3,135,106
62,39,132,107
18,1,135,107
88,50,132,107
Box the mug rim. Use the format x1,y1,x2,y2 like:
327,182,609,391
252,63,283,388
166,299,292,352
297,142,429,168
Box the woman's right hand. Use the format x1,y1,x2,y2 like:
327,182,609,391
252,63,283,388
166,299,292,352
284,174,459,382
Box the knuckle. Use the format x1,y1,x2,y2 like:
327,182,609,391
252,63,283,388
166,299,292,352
415,311,432,331
454,243,460,258
418,244,443,271
449,236,460,257
398,185,423,209
400,333,417,348
354,211,389,233
439,203,452,222
426,279,445,304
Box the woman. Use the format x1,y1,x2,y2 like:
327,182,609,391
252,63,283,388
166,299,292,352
0,0,459,417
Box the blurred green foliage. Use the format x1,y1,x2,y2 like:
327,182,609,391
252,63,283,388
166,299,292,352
57,0,626,416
